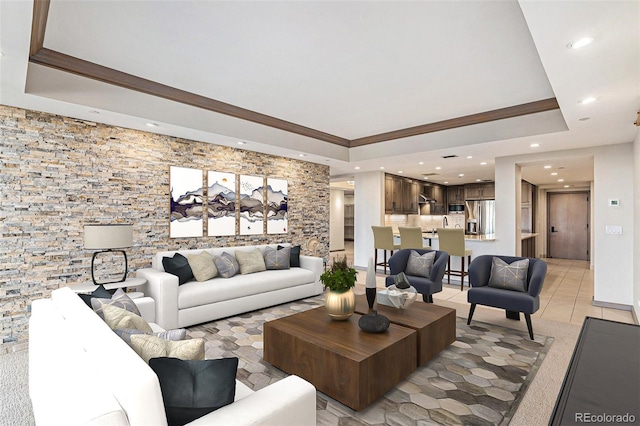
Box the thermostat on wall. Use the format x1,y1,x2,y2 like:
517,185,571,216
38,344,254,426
608,199,620,207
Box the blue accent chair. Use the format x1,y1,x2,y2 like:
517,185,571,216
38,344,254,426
385,249,449,303
467,255,547,340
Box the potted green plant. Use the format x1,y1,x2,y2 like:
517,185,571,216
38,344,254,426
321,256,358,320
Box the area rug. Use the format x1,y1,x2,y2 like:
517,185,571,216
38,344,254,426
188,295,552,426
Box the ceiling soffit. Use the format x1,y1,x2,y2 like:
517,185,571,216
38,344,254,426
28,0,560,149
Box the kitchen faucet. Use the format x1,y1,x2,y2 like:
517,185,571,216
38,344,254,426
442,216,448,228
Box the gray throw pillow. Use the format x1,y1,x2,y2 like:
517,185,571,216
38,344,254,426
101,304,153,333
488,257,530,292
264,246,291,270
114,328,187,345
212,252,240,278
91,288,140,320
235,249,267,275
405,250,436,278
187,251,218,281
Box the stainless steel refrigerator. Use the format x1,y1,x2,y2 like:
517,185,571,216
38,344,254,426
465,200,495,235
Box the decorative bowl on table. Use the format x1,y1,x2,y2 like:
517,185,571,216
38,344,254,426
377,285,418,309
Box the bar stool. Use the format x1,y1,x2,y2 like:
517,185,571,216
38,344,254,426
437,228,472,290
398,227,431,250
371,226,400,274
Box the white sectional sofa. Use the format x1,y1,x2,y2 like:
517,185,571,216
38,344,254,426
137,244,324,330
29,287,317,426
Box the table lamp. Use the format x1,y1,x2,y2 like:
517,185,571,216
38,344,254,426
84,224,133,285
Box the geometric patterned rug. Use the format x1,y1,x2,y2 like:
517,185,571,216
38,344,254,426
187,294,552,426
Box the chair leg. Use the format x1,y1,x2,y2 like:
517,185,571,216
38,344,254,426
460,256,465,291
423,294,433,303
524,314,534,340
467,303,476,325
383,250,388,274
374,249,378,272
447,257,451,284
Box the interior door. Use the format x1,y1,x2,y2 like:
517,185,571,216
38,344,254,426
548,192,590,260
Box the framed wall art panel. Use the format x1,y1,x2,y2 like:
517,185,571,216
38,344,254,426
207,171,237,236
169,166,204,238
267,178,288,234
239,175,265,235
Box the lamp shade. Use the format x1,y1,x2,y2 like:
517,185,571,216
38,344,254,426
84,224,133,250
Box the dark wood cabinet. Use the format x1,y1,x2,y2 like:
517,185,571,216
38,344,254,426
464,183,495,200
385,174,418,214
402,180,418,214
447,186,465,204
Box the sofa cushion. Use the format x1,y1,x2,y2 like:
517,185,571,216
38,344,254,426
264,246,290,270
150,357,238,426
405,250,435,278
115,327,187,344
163,253,195,285
78,284,114,307
91,288,140,320
488,257,529,292
235,249,267,275
280,244,301,267
187,251,218,281
130,335,205,363
178,268,316,309
212,252,240,278
102,304,153,333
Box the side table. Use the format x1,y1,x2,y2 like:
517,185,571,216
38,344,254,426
70,277,147,298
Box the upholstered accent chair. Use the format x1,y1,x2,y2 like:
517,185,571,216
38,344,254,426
467,255,548,340
385,249,449,303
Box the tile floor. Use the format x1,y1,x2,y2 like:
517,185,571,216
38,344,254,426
331,241,636,326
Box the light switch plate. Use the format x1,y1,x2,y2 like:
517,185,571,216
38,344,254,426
608,199,620,207
605,225,623,235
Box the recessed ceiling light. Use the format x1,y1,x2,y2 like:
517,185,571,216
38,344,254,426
354,166,360,170
347,181,354,185
466,156,473,159
398,171,403,174
380,166,385,170
476,179,481,182
567,37,594,49
480,162,487,166
558,179,565,182
299,154,306,157
530,143,540,148
564,185,570,188
146,123,158,127
551,172,558,176
544,165,552,169
237,141,246,145
418,161,424,165
579,117,591,121
458,174,464,177
579,97,596,105
444,181,449,184
423,176,429,180
435,166,441,170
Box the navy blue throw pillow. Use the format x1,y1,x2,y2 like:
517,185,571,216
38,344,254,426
150,357,238,426
279,245,301,267
78,284,115,307
162,253,194,285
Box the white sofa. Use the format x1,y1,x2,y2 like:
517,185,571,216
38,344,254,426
137,244,324,330
29,287,317,426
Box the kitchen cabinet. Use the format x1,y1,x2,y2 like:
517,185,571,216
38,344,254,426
421,183,446,215
522,181,532,204
385,174,418,214
465,183,495,200
447,186,465,204
344,204,354,241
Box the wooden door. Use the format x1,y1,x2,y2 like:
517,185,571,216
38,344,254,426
548,192,590,260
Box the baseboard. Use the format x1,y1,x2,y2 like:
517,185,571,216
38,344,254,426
592,298,632,311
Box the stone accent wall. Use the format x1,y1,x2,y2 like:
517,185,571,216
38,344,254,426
0,105,330,353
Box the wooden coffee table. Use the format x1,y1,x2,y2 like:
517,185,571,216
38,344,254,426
263,306,417,411
355,295,456,366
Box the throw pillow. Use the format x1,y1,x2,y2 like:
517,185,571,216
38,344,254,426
130,335,205,363
162,253,194,285
234,249,267,275
91,288,141,320
488,257,530,292
78,284,114,307
212,252,240,278
187,251,218,282
114,328,187,345
264,246,290,270
101,304,153,334
405,250,436,278
149,357,238,426
279,244,301,267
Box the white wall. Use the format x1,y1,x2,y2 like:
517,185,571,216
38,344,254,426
494,158,521,255
353,171,385,269
329,189,345,251
593,144,634,305
633,129,640,321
